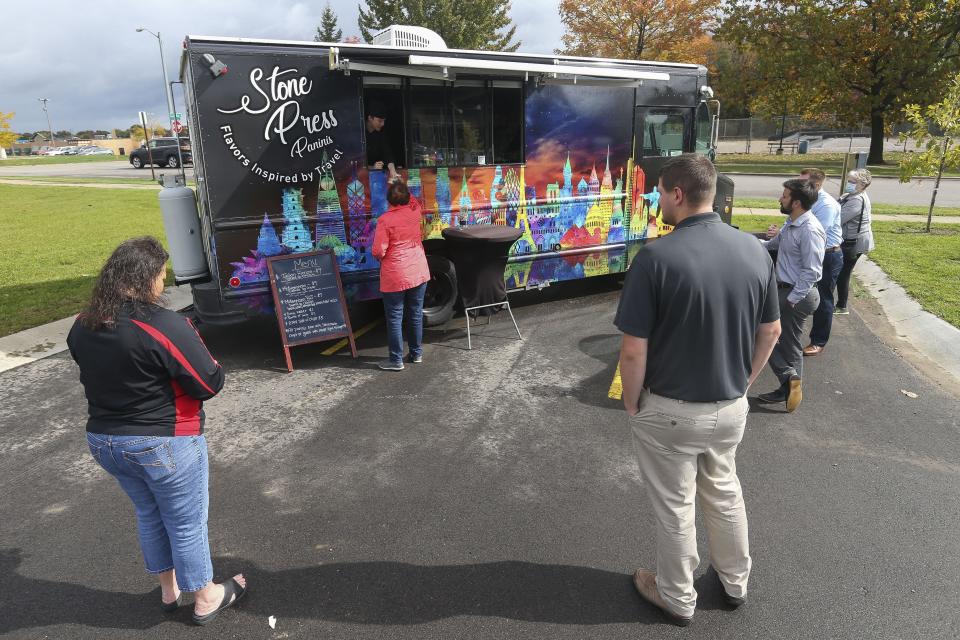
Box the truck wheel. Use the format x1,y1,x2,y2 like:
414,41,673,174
131,156,143,169
166,155,180,168
422,255,457,327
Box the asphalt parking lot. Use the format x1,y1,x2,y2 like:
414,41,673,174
2,277,959,639
0,160,194,181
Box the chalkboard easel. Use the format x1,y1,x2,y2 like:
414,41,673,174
266,249,357,372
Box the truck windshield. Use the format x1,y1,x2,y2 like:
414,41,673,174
695,102,712,156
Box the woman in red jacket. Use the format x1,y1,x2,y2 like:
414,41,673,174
372,180,430,371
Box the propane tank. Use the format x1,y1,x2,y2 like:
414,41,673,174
158,174,209,282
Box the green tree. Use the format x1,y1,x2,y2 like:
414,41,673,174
358,0,520,51
721,0,960,165
899,72,960,232
76,130,96,139
114,128,132,138
0,112,18,159
130,124,146,146
55,129,73,138
315,2,343,42
558,0,719,62
703,41,754,118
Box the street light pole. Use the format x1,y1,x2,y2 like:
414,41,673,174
38,98,55,147
136,28,176,128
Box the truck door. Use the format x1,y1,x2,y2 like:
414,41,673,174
633,106,691,187
632,107,691,234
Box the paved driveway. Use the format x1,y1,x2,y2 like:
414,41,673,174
729,173,960,207
1,279,959,639
0,160,194,181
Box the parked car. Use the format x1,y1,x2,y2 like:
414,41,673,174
79,147,113,156
129,138,192,168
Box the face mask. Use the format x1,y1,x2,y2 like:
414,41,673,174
845,182,857,194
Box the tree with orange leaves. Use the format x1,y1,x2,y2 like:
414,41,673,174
557,0,720,64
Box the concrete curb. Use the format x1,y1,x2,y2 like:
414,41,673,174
0,285,194,374
720,171,960,181
854,258,960,382
731,207,960,224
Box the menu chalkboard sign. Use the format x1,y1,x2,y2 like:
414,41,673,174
266,250,357,372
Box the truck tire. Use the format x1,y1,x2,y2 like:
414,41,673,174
422,255,457,327
131,156,143,169
166,155,180,168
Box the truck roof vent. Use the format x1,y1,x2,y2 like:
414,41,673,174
372,25,447,50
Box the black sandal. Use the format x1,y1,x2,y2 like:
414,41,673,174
191,577,247,626
161,593,182,613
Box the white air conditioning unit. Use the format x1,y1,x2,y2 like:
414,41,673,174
372,25,447,49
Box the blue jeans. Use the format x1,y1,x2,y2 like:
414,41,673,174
87,433,213,592
809,250,844,346
381,282,427,364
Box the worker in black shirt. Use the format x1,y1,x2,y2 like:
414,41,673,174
365,100,399,181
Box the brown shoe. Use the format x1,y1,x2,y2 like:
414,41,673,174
802,344,824,356
786,375,802,412
633,568,692,627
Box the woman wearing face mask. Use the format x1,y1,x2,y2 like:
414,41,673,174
834,169,875,315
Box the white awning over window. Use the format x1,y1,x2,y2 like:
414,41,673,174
408,55,670,82
329,47,671,85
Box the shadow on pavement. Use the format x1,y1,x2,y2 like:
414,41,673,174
0,548,168,634
526,333,621,411
1,547,742,631
203,557,665,626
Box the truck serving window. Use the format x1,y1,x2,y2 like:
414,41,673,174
403,79,523,168
452,81,490,165
409,80,453,166
491,82,522,164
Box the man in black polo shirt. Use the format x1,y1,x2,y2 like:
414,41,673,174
615,155,782,626
365,101,399,181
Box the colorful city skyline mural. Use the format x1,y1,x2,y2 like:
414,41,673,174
227,149,659,293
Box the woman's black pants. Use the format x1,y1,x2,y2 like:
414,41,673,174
836,245,863,309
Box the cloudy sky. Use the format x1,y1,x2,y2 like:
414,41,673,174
2,0,565,134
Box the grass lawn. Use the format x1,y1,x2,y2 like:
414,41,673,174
0,155,119,166
0,183,169,337
732,214,960,329
734,196,960,217
716,151,960,179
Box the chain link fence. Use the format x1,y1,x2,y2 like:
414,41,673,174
716,116,917,154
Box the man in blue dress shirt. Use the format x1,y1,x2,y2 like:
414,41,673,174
799,168,843,356
757,178,825,411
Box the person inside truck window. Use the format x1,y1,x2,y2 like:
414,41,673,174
365,100,399,181
66,237,247,626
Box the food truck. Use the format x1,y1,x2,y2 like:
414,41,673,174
173,26,733,325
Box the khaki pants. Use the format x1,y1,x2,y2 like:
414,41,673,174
629,389,752,617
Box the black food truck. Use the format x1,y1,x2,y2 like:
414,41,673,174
168,26,733,326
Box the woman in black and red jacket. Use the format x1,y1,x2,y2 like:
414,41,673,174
67,237,246,626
